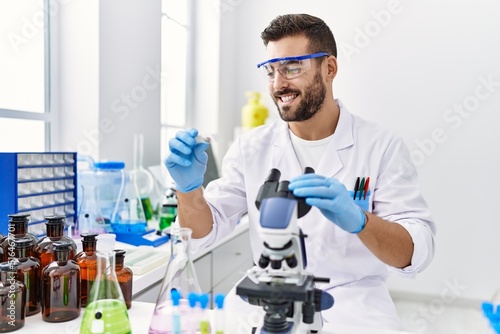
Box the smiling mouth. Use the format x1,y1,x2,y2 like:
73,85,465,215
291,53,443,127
279,94,298,103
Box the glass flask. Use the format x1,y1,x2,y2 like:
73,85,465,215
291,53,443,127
0,261,26,332
76,170,106,234
12,237,41,316
114,249,133,309
132,133,156,222
41,241,81,322
34,215,77,271
110,170,148,234
80,243,131,334
149,227,202,334
1,213,38,261
74,233,98,307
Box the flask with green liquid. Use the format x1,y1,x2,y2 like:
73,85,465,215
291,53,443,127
80,237,131,334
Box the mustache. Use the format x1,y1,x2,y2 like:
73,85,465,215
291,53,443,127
273,88,300,98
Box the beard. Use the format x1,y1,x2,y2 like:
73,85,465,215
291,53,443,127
273,71,326,122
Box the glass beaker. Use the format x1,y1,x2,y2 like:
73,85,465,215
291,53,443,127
149,227,202,334
76,170,106,234
80,246,131,334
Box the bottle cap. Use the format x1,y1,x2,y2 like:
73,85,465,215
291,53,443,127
94,161,125,170
53,241,73,251
114,249,126,258
188,292,198,308
44,215,66,225
8,213,31,223
199,293,209,310
215,294,225,309
80,233,98,241
171,289,181,306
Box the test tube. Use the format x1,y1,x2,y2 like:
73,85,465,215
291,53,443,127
214,294,225,334
198,294,210,334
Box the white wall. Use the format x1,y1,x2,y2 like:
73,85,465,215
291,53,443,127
212,0,500,302
57,0,161,170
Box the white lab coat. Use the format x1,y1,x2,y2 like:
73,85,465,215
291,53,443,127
191,99,436,330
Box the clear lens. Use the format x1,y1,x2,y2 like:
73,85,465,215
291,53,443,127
260,58,313,81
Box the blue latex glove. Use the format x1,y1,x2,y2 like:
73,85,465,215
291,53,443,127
165,128,209,193
288,174,367,233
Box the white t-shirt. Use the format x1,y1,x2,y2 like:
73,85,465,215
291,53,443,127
289,130,334,172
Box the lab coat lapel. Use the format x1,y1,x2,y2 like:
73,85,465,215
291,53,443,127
271,121,303,178
315,105,354,178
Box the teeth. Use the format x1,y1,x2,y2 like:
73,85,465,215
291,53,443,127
281,95,296,102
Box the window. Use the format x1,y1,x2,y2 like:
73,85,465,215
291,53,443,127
160,0,193,160
0,0,51,151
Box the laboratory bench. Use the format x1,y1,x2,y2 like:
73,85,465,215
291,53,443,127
13,301,416,333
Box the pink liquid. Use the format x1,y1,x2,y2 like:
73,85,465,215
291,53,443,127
148,300,194,334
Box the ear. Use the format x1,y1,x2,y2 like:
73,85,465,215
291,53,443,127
326,56,338,81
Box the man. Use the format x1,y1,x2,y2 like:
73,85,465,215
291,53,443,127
166,14,436,330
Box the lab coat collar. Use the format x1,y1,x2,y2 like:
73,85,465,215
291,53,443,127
272,98,354,178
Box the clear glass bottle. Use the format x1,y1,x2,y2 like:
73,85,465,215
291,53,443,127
149,227,202,334
12,237,41,316
74,233,98,307
80,245,131,334
1,213,38,261
114,249,133,309
34,215,77,271
0,261,26,332
42,241,81,322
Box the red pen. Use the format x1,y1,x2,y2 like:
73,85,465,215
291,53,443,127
363,177,370,200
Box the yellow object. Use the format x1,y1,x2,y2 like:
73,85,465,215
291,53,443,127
241,91,268,129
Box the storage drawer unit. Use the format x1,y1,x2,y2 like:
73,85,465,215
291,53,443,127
0,152,77,236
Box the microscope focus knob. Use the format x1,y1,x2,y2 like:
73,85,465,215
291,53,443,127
258,255,270,268
271,260,282,270
286,255,298,268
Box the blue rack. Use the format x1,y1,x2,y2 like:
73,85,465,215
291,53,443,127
0,152,78,236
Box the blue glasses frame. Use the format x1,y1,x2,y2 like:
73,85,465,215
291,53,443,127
256,52,329,68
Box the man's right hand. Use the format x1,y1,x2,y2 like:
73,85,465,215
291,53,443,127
165,128,209,193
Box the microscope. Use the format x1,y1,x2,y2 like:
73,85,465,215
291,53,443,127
236,168,334,334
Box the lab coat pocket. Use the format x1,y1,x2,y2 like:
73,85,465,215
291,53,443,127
348,190,371,212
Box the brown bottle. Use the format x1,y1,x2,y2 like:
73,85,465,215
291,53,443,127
0,261,26,332
42,241,81,322
114,249,133,309
73,233,98,307
1,213,38,262
12,237,41,316
34,215,77,271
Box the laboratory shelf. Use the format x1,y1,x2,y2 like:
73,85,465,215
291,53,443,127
0,152,78,236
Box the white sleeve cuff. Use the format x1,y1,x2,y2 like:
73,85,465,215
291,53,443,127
389,220,435,278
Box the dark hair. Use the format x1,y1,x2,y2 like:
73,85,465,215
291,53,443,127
261,14,337,58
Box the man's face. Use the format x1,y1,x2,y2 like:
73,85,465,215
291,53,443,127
265,35,327,122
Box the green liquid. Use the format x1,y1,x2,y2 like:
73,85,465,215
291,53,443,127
141,197,154,220
80,299,131,334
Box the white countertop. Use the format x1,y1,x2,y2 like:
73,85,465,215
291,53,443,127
14,301,415,333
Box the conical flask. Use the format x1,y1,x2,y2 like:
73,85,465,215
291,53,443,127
132,133,156,221
80,239,131,334
76,170,106,234
149,227,202,334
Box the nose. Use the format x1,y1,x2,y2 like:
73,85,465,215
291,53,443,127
272,71,289,91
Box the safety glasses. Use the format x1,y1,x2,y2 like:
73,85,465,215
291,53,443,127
257,52,329,81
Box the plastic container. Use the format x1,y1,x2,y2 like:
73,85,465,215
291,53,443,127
94,161,126,227
241,91,268,129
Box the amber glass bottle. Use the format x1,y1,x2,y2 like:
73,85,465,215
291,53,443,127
0,261,26,332
34,215,77,271
1,213,38,261
74,233,98,307
12,237,41,316
42,241,81,322
114,249,133,309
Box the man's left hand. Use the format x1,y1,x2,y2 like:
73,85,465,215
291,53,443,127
288,173,366,233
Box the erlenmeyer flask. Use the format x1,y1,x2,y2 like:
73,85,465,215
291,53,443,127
76,170,106,234
80,239,131,334
149,227,202,334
